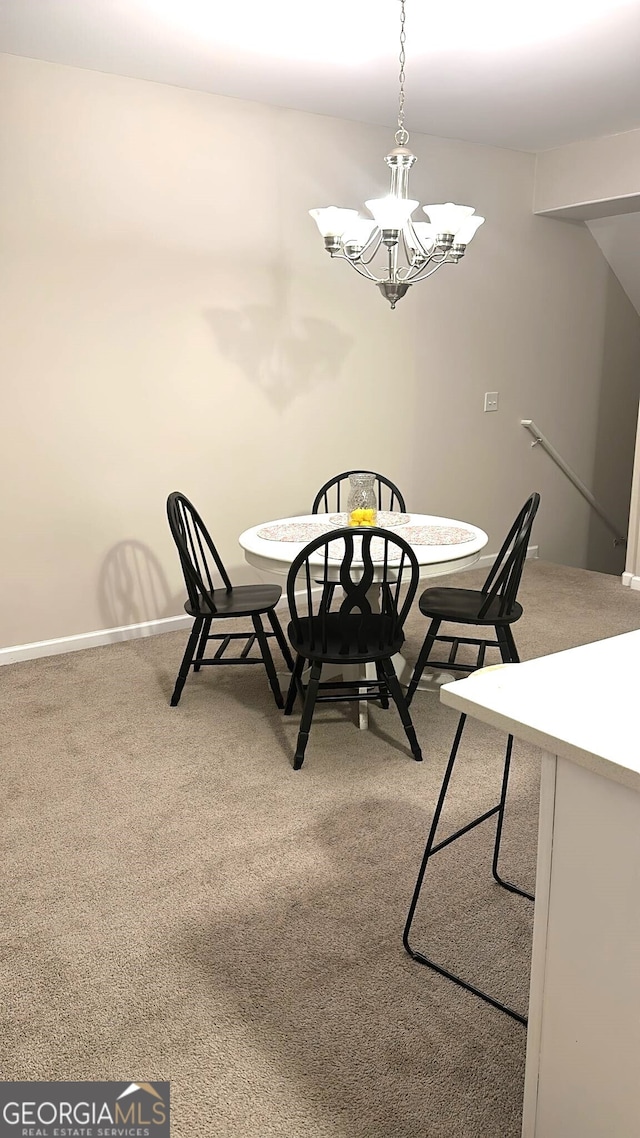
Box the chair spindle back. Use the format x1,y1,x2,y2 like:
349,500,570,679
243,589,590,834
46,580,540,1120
287,527,419,656
312,471,407,515
166,492,232,615
479,493,540,619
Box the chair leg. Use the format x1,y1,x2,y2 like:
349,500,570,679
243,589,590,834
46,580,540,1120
381,657,422,761
266,607,295,672
502,624,520,664
375,660,390,708
293,660,322,770
170,619,203,706
193,617,212,672
252,614,284,710
403,713,529,1025
495,625,515,664
492,733,535,901
285,654,305,715
406,618,442,706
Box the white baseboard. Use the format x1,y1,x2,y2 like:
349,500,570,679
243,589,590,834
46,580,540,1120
472,543,539,571
621,571,640,590
0,592,305,668
0,545,540,668
0,613,193,667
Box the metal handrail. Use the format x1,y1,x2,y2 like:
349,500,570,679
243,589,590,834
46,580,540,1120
521,419,627,547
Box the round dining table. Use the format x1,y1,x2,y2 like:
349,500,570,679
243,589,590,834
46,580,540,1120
238,511,489,728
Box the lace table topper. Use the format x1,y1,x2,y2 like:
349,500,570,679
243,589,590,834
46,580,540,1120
328,511,410,527
399,525,476,546
256,523,334,542
256,521,476,549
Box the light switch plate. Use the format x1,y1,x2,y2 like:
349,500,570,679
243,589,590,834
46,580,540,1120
484,392,499,412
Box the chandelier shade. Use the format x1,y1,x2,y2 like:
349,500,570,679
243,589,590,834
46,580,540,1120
406,221,435,253
451,214,486,245
308,0,484,308
309,207,360,238
364,196,419,231
342,217,378,249
422,203,475,235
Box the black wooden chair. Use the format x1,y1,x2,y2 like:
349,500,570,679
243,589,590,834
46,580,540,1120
166,492,294,709
312,472,407,609
283,527,422,770
312,471,407,514
406,493,540,704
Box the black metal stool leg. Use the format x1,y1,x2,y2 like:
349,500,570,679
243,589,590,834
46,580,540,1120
252,614,284,709
404,713,467,951
492,734,535,901
403,713,529,1025
193,617,212,672
170,619,203,706
293,660,321,770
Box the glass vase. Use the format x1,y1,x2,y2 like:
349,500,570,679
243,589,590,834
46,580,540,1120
347,472,378,527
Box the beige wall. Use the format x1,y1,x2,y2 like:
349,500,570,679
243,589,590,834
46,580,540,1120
586,271,640,575
532,130,640,580
2,53,640,648
534,127,640,219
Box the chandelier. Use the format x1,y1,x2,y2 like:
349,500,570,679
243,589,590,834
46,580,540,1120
309,0,484,309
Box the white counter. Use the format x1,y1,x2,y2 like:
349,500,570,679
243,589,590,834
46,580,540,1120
441,630,640,793
440,632,640,1138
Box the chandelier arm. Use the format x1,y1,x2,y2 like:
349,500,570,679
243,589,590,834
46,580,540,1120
404,216,436,265
398,263,421,282
404,256,436,282
404,217,423,257
350,260,385,283
405,260,453,284
397,227,425,279
336,255,384,283
403,246,451,280
405,216,419,243
358,230,384,266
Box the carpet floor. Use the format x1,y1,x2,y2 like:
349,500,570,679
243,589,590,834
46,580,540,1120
2,560,640,1137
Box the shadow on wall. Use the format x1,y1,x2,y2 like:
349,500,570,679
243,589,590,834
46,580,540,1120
205,306,353,410
98,540,183,630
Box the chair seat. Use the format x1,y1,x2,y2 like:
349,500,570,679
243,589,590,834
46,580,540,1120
418,587,523,626
185,583,282,619
288,613,405,664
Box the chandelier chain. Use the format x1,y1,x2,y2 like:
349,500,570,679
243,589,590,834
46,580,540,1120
395,0,409,147
308,0,483,306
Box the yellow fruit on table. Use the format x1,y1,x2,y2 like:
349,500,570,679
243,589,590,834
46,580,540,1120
348,508,377,526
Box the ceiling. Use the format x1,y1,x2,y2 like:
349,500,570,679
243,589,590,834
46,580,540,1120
1,0,640,151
